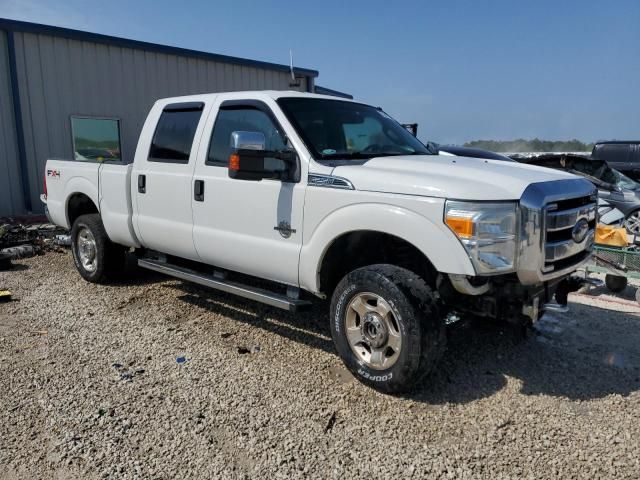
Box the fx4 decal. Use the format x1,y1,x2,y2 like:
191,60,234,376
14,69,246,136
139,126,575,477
47,169,61,178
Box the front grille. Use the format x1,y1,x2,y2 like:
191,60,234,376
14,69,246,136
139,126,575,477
517,178,597,285
542,197,596,273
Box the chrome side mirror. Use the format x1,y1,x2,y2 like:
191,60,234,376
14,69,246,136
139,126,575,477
231,131,266,151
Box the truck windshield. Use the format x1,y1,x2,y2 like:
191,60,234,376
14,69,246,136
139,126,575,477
277,97,434,161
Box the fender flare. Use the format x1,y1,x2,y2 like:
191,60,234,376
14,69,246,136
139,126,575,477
298,202,476,293
63,177,100,229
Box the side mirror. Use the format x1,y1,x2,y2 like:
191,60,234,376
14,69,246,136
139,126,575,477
228,131,297,182
231,131,266,151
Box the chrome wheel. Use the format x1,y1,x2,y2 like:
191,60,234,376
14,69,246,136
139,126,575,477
625,211,640,235
77,227,98,273
344,292,402,370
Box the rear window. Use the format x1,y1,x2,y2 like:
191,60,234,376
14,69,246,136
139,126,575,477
148,103,204,163
593,144,630,163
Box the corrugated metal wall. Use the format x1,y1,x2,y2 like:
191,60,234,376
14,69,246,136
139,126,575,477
0,30,24,217
10,31,309,213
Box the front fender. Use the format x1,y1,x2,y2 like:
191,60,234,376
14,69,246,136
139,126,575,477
299,201,476,294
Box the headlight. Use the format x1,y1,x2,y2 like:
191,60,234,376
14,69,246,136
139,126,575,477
444,201,518,274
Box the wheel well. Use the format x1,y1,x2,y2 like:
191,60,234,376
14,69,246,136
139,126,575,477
318,231,437,296
67,193,98,227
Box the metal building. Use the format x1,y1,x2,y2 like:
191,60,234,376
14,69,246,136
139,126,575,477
0,18,348,217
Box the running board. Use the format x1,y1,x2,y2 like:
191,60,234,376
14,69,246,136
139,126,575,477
138,258,312,312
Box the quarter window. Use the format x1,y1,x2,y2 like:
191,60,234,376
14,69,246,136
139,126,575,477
71,117,121,162
207,107,288,171
148,104,204,163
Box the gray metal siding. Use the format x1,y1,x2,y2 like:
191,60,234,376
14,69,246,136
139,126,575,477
11,31,308,213
0,30,24,217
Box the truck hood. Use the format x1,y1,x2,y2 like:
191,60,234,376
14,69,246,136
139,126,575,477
331,154,577,200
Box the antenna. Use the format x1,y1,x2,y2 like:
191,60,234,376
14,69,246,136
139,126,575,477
289,49,300,87
289,49,295,82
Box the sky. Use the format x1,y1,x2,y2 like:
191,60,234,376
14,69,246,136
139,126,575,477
1,0,639,145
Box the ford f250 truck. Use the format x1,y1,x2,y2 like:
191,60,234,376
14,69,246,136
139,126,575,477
42,91,596,393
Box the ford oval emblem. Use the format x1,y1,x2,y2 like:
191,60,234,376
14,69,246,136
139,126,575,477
571,218,590,243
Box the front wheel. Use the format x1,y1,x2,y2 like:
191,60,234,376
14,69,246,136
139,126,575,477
330,264,445,393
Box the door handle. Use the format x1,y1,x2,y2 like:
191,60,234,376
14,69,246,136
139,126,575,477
194,179,205,201
138,174,146,194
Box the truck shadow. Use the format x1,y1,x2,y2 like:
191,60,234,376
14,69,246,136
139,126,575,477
101,254,166,287
168,282,335,355
152,274,640,404
407,301,640,404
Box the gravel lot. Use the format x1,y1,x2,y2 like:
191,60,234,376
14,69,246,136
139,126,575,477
1,252,640,479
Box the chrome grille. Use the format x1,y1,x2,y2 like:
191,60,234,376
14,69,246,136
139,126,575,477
517,178,597,285
542,199,596,272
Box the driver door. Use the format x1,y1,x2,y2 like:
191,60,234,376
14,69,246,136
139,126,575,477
191,99,306,286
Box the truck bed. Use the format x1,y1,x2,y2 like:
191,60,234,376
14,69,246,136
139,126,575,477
43,159,140,248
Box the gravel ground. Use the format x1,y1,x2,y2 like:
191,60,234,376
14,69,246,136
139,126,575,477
1,252,640,479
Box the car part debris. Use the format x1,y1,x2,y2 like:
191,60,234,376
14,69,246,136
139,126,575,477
1,245,36,260
598,199,625,226
0,220,68,254
0,290,12,302
54,234,72,247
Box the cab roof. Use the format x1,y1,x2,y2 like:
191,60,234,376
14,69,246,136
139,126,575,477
154,90,357,106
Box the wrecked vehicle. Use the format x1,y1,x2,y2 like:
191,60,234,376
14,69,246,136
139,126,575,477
0,222,68,269
437,144,515,162
42,91,596,393
592,141,640,181
512,153,640,235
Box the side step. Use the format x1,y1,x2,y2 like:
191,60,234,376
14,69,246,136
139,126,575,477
138,258,312,312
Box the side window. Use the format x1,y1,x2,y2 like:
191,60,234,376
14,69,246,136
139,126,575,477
207,107,288,171
148,103,203,163
71,117,121,162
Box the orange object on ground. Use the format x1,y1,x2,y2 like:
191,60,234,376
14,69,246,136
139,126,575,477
595,224,628,247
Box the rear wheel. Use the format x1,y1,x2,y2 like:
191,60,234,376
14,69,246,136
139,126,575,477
605,274,628,293
330,264,445,393
71,214,125,283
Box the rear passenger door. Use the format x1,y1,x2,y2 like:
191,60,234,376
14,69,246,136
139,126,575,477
132,101,208,260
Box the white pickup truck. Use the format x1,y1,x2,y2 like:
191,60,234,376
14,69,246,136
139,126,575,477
42,91,596,392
